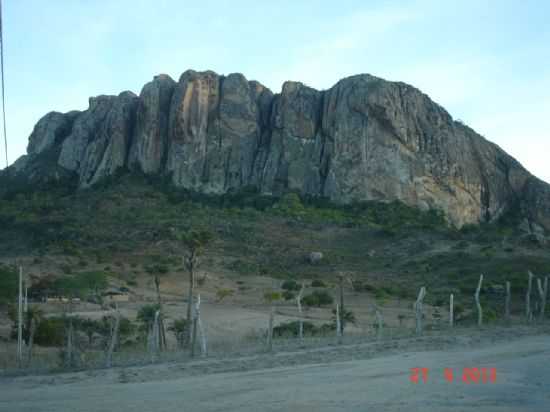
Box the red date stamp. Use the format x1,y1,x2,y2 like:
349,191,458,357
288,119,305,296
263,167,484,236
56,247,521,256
410,367,497,384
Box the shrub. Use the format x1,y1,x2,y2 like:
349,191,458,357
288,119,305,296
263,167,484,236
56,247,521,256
145,264,169,275
331,308,356,329
263,291,282,303
34,317,65,346
281,280,300,291
282,290,296,301
351,281,376,293
311,279,327,288
273,320,320,337
303,290,334,307
137,304,161,330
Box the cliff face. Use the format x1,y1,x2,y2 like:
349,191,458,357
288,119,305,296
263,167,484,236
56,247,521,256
7,69,550,230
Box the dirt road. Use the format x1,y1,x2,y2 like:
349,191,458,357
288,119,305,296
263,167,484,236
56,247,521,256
1,334,549,411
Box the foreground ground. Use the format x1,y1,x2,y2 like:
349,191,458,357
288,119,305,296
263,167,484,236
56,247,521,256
1,331,549,412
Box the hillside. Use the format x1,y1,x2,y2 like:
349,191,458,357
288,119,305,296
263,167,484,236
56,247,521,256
1,174,549,315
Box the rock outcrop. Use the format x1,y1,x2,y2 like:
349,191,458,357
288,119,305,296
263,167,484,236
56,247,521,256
6,69,550,230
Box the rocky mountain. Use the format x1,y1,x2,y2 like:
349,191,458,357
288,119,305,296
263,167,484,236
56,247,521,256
4,69,550,231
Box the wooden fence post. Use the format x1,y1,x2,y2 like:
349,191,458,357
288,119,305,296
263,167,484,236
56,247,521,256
296,282,305,343
190,304,198,358
373,305,383,340
267,306,274,352
449,294,454,328
24,281,28,314
537,277,548,321
195,294,207,357
17,266,23,368
505,281,511,321
65,318,74,369
335,303,342,344
414,287,426,335
106,307,120,368
149,310,160,363
475,274,483,327
527,271,534,322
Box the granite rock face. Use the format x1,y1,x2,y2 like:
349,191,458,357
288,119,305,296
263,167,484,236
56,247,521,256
8,70,550,230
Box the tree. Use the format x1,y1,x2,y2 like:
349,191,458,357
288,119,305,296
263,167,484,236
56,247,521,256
175,229,213,343
145,264,169,349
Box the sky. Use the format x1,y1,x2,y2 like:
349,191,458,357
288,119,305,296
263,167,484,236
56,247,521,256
1,0,549,182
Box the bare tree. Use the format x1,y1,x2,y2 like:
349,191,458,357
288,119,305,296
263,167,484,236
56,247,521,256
475,274,483,327
176,230,213,344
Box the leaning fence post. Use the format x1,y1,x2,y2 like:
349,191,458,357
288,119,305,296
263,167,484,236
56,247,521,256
449,294,454,328
475,274,483,327
414,287,426,335
527,271,534,322
505,281,511,321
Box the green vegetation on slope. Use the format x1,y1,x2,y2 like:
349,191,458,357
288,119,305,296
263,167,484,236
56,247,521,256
0,174,549,320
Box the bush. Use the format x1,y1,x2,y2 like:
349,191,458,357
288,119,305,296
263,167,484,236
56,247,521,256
282,290,296,301
34,317,66,346
352,281,376,293
311,279,327,288
331,308,356,327
273,320,325,337
303,290,334,307
137,304,161,330
281,280,300,291
263,291,282,303
145,264,169,275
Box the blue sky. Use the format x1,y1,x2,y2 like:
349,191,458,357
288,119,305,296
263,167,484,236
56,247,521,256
2,0,549,182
